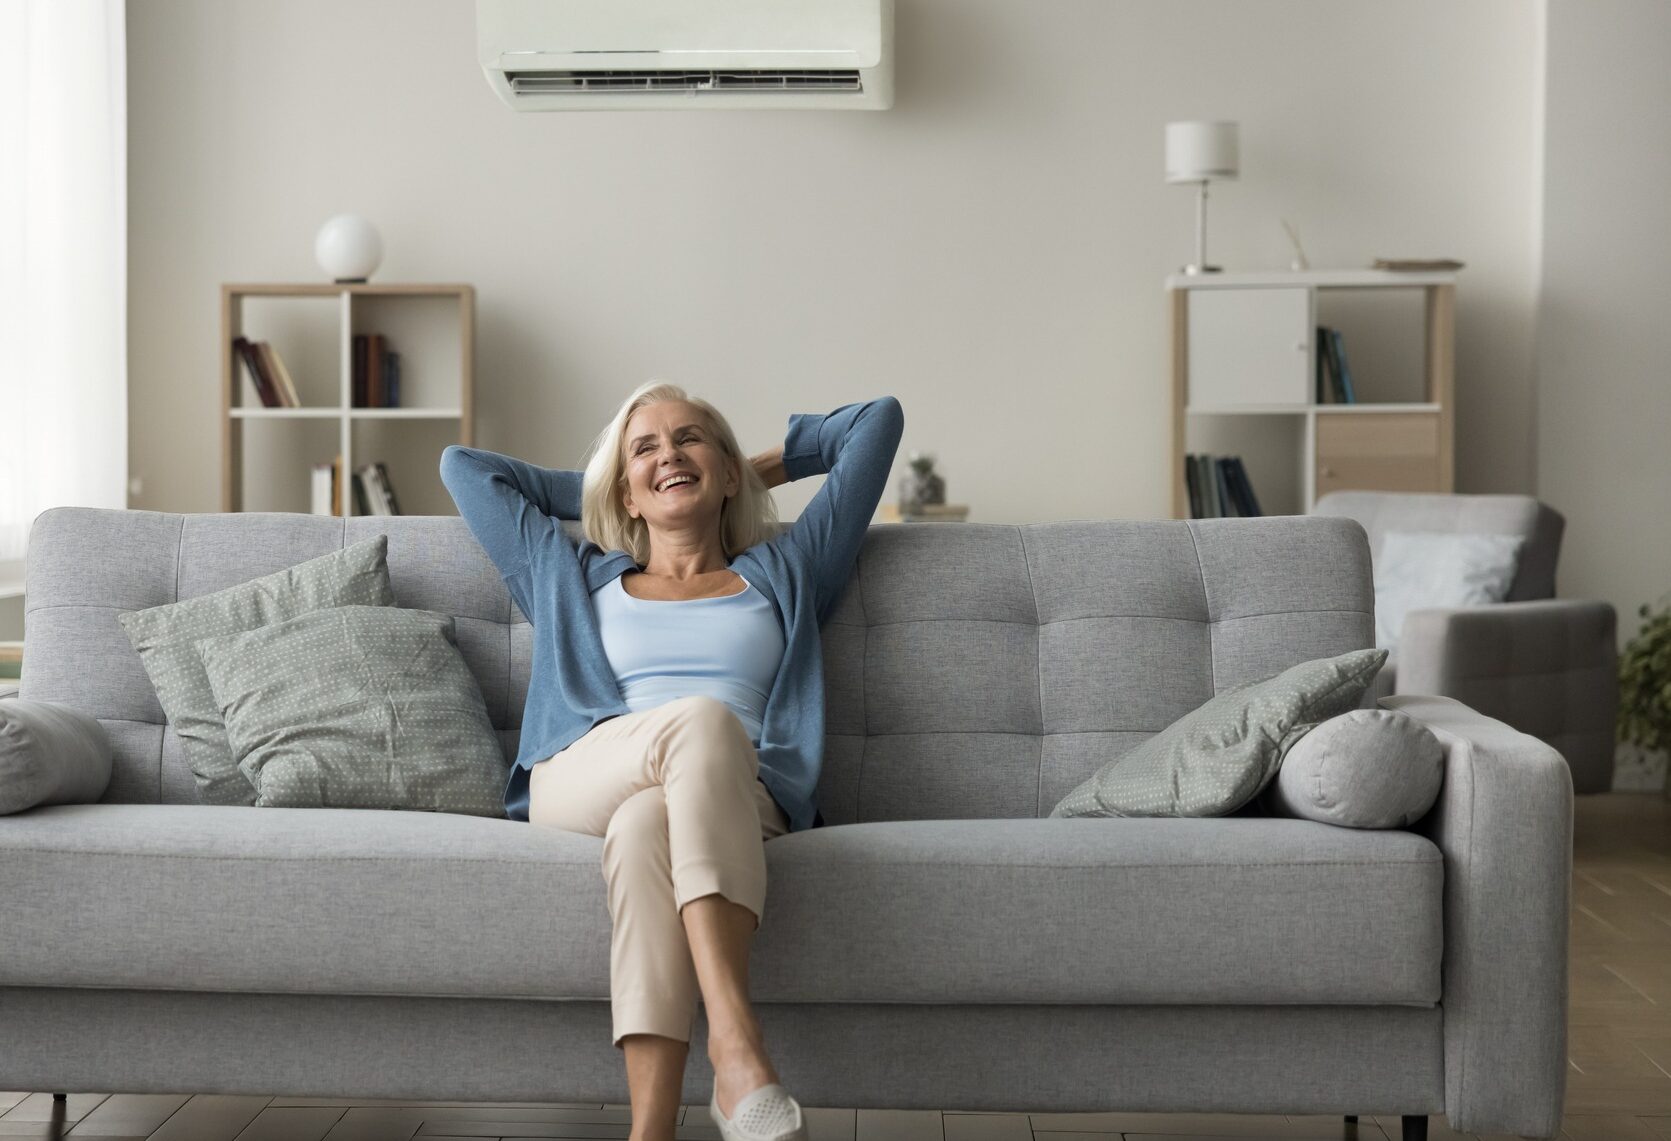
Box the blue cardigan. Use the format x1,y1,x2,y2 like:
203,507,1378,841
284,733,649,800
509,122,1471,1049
439,396,904,832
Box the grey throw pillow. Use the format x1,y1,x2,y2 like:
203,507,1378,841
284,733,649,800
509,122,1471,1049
0,697,113,815
193,604,508,816
116,535,395,806
1261,708,1444,829
1049,647,1389,818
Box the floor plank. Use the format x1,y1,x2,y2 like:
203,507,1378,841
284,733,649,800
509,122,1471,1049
147,1096,271,1141
226,1106,347,1141
66,1095,190,1138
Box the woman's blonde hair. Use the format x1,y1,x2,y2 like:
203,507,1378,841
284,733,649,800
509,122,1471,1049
580,379,780,566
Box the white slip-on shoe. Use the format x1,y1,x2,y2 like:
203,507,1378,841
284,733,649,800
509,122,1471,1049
710,1081,808,1141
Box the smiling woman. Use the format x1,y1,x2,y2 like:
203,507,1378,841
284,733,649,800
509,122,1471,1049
438,382,902,1140
580,380,783,568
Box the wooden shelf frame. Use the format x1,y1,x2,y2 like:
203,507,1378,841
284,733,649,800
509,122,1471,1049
220,282,476,515
1169,273,1455,518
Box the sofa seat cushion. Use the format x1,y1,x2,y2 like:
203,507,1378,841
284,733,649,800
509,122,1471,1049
0,805,1442,1006
757,816,1441,1005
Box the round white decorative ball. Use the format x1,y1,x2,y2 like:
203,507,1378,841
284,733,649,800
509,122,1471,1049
314,214,383,282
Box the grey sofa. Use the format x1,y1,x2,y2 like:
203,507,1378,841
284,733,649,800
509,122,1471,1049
2,506,1573,1139
1312,489,1618,793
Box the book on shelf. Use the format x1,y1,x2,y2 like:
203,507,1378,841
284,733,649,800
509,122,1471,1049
1184,453,1264,518
1316,326,1356,404
376,460,403,513
312,454,346,516
352,461,404,515
232,337,304,408
233,336,280,407
257,341,302,407
1328,328,1357,403
351,333,398,408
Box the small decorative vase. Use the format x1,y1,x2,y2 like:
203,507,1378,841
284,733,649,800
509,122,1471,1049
315,214,383,283
898,451,946,512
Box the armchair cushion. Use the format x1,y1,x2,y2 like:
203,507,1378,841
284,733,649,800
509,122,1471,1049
1375,531,1525,649
0,697,113,815
1261,708,1444,829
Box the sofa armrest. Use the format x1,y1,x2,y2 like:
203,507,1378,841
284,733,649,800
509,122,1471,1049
1381,692,1571,1139
1396,599,1618,793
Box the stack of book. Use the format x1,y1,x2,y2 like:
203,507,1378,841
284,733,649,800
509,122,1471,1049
233,337,303,408
1185,454,1263,518
351,334,402,408
311,456,403,516
1316,326,1357,403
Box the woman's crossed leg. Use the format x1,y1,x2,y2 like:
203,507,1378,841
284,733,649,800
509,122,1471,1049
528,695,791,1141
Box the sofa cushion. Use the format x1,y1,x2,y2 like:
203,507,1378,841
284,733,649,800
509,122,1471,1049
194,605,506,816
0,698,113,815
0,804,1442,1006
1049,647,1389,819
115,534,396,807
1261,709,1445,829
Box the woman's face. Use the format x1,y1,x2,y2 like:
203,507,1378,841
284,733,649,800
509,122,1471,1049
620,400,739,540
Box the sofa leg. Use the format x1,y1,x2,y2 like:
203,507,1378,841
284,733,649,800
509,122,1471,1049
1401,1116,1427,1141
52,1094,66,1102
1343,1115,1357,1123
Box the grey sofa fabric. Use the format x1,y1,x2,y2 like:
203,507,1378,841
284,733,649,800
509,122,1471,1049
1399,599,1618,795
1313,490,1617,793
1384,693,1573,1138
0,697,113,815
0,803,1442,1005
3,987,1446,1115
8,506,1573,1139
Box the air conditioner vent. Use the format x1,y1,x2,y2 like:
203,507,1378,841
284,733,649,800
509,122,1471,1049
507,69,864,96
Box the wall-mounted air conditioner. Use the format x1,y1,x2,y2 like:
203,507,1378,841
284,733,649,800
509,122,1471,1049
476,0,894,111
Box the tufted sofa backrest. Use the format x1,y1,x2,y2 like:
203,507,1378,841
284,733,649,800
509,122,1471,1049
21,508,1373,819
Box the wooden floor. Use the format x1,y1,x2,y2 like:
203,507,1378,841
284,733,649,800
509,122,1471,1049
5,791,1670,1141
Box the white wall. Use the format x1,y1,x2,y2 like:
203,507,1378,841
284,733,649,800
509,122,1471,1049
125,0,1543,531
1537,0,1671,789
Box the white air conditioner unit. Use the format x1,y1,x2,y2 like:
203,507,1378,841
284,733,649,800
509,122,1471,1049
476,0,894,111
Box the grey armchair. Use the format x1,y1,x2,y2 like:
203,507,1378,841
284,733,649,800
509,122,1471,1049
1311,490,1617,793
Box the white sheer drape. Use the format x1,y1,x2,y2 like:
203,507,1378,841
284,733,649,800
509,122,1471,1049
0,0,127,568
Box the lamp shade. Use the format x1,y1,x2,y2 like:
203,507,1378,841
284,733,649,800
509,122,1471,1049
1165,121,1239,183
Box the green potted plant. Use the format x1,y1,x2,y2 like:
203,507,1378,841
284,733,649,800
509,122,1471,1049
1619,590,1671,797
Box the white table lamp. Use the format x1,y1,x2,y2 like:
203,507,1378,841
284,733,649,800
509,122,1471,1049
1166,120,1239,275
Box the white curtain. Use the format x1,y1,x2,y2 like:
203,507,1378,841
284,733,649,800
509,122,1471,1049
0,0,127,568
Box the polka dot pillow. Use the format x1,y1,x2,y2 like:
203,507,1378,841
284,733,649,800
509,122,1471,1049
193,605,508,816
116,535,396,807
1049,647,1390,819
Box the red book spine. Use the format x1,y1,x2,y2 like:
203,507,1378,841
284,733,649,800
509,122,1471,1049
233,336,277,407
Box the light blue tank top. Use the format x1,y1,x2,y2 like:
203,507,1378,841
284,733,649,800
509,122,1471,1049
590,572,786,745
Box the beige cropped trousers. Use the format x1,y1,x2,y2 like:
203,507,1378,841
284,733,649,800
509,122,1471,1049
527,695,791,1048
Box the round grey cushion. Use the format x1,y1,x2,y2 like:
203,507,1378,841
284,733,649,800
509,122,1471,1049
1263,708,1444,829
0,698,114,815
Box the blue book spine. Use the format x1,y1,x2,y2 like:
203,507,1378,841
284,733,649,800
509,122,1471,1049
1213,458,1237,517
1329,328,1357,403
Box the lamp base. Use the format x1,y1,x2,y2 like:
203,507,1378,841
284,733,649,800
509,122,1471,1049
1180,264,1225,275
